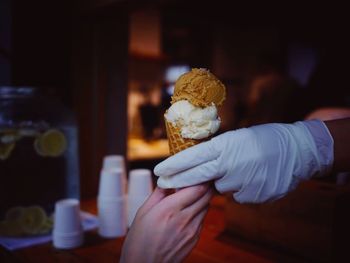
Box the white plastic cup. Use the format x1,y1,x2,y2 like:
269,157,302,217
97,165,128,238
127,169,153,226
98,168,125,198
97,196,127,238
53,233,84,249
102,155,127,193
102,155,125,171
128,169,153,198
53,199,83,249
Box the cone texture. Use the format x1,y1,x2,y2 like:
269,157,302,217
165,120,203,155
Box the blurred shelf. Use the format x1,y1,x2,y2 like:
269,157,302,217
127,138,169,161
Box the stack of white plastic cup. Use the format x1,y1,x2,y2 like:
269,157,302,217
128,169,153,227
53,199,83,249
102,155,127,193
98,168,127,238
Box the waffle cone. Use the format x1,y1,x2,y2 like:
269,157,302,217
165,119,204,155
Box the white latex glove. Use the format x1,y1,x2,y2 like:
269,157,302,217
154,120,334,203
120,185,213,263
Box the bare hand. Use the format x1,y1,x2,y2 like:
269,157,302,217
120,184,214,263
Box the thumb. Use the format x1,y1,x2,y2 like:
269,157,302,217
154,139,219,177
157,159,220,189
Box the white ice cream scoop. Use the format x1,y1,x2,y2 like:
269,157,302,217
165,100,221,140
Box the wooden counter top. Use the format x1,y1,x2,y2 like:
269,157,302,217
0,195,308,263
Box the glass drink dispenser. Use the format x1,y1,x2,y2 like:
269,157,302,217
0,87,79,236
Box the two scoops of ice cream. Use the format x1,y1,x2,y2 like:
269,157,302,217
164,68,226,155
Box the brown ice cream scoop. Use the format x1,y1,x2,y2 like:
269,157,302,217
171,68,226,107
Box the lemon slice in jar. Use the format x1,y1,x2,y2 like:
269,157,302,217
0,143,15,160
0,206,25,236
5,206,24,221
19,206,47,235
37,217,54,235
34,129,67,157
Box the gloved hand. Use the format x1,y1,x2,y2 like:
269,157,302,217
154,120,334,203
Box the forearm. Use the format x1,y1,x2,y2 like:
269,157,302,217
325,118,350,172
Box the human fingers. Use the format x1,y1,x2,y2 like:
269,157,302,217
160,184,210,211
157,159,221,189
190,206,209,232
182,186,214,219
154,140,219,177
172,208,208,262
137,187,171,216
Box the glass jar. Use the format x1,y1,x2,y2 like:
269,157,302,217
0,87,80,237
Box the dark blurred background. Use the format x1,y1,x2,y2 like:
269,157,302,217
1,0,349,198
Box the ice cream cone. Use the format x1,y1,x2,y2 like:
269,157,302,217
165,119,204,155
164,68,225,155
